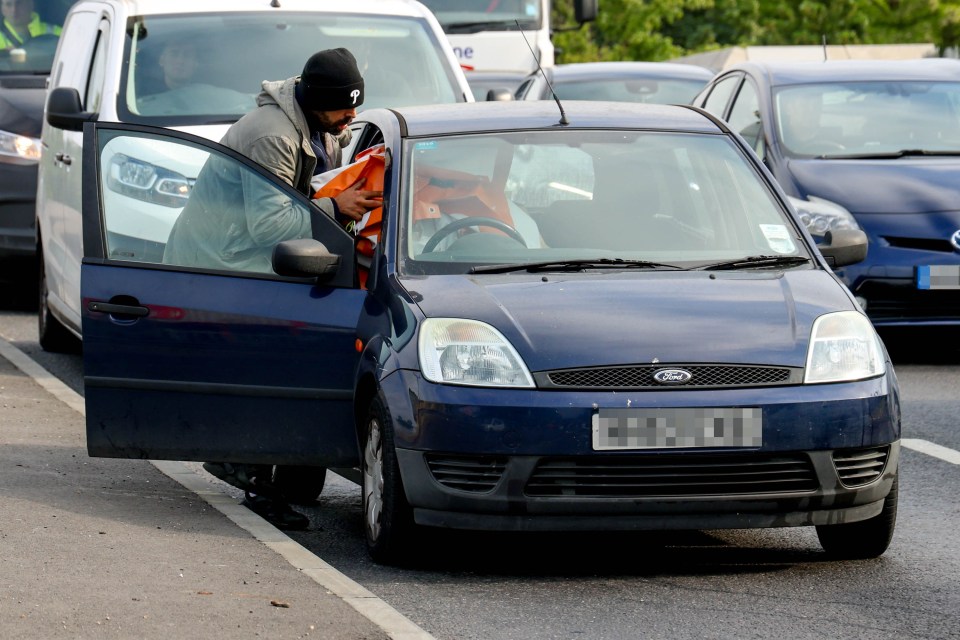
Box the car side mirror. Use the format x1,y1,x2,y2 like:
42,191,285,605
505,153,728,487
485,88,515,102
819,229,868,268
272,238,341,279
46,87,98,131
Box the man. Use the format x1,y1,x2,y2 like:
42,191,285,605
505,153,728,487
157,38,199,90
163,47,380,273
0,0,60,50
168,48,382,529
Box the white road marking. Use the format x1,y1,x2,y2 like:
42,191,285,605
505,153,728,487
902,438,960,465
0,336,435,640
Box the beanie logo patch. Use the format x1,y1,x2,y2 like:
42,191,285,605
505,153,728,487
350,89,361,105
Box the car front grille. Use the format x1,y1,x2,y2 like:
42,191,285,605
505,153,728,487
857,280,960,321
832,446,889,487
525,453,818,497
537,364,800,390
426,454,508,493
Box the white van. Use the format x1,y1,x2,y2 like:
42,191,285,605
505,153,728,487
36,0,472,351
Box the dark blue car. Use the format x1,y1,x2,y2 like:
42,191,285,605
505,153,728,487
693,59,960,327
79,101,900,564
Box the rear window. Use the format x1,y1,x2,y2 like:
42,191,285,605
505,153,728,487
118,11,463,127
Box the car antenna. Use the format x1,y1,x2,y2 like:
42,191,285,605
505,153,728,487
822,35,828,62
516,19,569,125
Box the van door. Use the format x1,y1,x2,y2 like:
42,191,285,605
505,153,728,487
82,122,364,467
40,9,110,334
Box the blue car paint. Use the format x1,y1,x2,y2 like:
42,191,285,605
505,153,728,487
397,270,858,371
695,60,960,327
81,103,899,541
83,263,365,466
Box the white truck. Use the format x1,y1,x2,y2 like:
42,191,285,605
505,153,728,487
420,0,597,74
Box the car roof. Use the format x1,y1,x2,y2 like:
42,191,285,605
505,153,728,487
93,0,429,18
546,62,715,83
730,58,960,86
373,101,722,137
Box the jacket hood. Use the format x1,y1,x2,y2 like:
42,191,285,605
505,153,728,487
785,157,960,214
405,270,856,372
257,78,309,138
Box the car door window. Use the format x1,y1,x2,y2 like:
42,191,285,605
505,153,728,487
727,79,764,156
97,128,351,279
700,74,740,116
84,19,109,111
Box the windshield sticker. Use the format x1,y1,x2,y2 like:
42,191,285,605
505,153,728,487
414,141,438,151
759,224,796,254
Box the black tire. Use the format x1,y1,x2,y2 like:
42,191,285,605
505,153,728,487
816,476,898,559
37,247,78,353
362,394,415,565
270,465,327,505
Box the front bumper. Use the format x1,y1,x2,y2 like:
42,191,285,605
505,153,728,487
381,370,900,532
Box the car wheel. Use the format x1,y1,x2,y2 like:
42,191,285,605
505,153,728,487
816,476,898,559
362,394,414,564
37,247,77,353
270,465,327,505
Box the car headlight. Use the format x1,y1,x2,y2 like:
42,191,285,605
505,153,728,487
0,128,41,165
788,195,860,238
804,311,885,384
418,318,535,388
106,153,193,207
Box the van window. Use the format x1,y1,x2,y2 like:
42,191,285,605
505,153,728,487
119,12,462,127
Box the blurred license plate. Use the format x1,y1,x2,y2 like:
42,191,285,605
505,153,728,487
592,408,762,450
917,265,960,290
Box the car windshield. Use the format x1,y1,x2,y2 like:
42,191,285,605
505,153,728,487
420,0,542,31
0,0,73,74
554,78,708,104
775,81,960,158
401,130,807,274
119,12,461,126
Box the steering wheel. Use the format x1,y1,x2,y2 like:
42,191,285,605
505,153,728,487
421,216,527,253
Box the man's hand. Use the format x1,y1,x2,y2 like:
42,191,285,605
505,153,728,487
333,177,383,221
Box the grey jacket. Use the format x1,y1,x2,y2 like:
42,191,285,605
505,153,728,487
163,77,350,272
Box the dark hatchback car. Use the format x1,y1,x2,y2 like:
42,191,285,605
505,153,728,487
81,101,899,564
0,0,72,288
693,59,960,327
515,61,714,105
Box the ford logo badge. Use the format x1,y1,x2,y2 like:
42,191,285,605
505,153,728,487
951,229,960,252
653,368,693,385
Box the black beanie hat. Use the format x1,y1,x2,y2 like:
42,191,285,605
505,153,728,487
299,48,364,111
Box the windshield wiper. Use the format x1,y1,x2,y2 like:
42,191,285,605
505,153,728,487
820,149,960,160
442,20,531,33
694,255,811,271
470,258,685,274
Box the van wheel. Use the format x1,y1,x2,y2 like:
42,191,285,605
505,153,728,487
37,248,77,353
271,465,327,505
816,476,898,559
362,394,414,565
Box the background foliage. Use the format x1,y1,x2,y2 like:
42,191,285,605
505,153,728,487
551,0,959,63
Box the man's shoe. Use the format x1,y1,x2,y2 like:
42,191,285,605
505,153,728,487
241,492,309,531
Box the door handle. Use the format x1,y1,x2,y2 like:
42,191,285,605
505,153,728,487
55,152,72,165
88,301,149,318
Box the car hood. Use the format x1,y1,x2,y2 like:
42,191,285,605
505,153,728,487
786,157,960,214
405,270,854,371
0,82,45,137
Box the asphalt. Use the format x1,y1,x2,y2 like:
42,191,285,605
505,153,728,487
0,348,407,639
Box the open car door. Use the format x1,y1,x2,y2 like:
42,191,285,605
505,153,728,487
81,123,364,467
